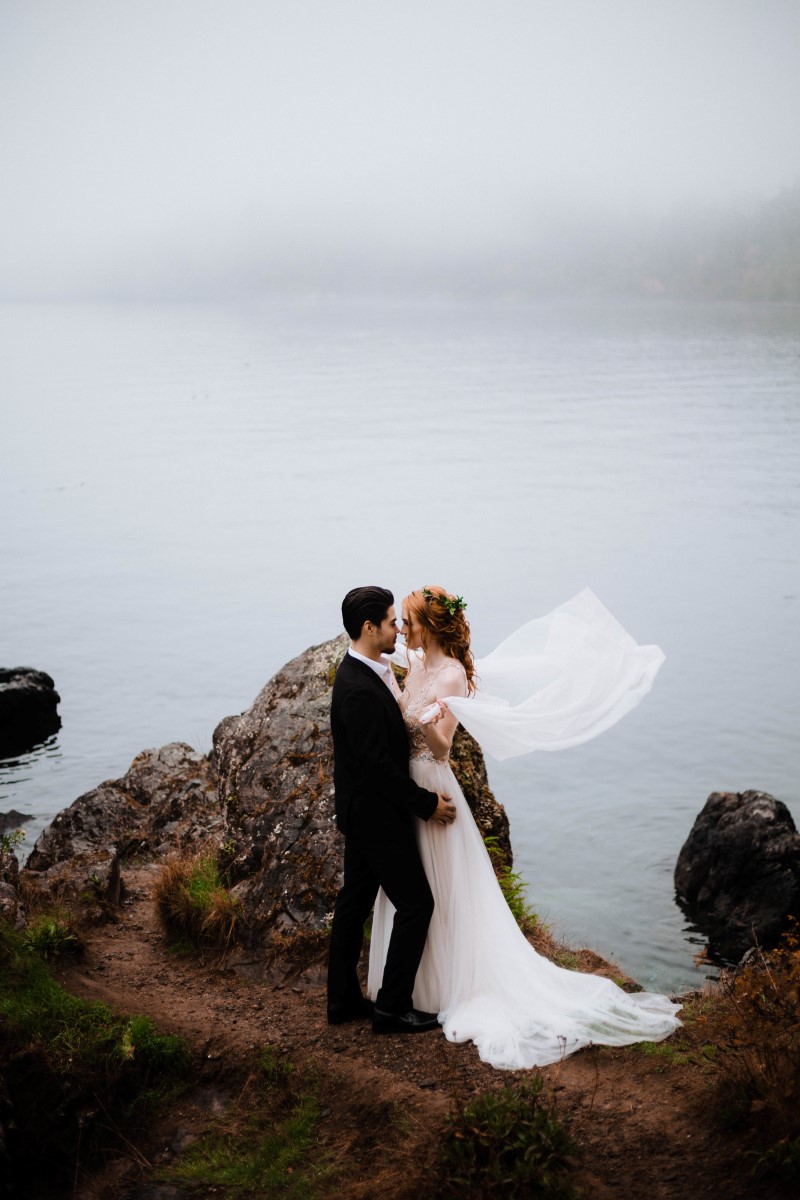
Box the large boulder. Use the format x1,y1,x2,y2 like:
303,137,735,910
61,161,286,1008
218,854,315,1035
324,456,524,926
675,790,800,960
212,633,510,960
23,743,220,911
0,668,61,758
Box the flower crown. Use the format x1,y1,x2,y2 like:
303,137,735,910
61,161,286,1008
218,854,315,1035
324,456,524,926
422,587,467,617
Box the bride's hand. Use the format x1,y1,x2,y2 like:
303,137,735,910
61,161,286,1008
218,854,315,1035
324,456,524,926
420,700,448,725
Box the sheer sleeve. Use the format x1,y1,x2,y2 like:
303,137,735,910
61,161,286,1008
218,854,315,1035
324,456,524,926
441,589,665,761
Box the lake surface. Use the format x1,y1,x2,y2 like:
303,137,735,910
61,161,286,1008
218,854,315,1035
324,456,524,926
2,295,799,992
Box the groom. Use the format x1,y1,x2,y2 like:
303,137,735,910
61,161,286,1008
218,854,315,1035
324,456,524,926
327,585,456,1034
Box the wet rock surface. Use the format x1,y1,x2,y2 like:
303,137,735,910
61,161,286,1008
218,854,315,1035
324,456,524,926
0,667,61,758
675,789,800,960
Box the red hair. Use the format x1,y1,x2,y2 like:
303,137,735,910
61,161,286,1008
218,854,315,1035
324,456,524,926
404,585,476,694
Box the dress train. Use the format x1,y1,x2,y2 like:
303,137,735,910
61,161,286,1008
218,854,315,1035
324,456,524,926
368,753,681,1070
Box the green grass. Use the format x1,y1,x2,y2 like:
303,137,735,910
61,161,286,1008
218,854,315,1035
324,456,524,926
551,948,580,970
22,911,81,960
0,924,187,1077
0,827,25,854
154,852,241,950
170,1094,322,1197
164,1045,332,1198
632,1039,692,1066
0,920,191,1188
438,1075,577,1198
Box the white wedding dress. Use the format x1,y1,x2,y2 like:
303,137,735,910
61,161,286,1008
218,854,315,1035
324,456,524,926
367,590,682,1070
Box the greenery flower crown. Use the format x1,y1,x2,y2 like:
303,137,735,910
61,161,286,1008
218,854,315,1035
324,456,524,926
422,587,468,617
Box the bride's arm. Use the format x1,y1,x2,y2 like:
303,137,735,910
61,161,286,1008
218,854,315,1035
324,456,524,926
383,644,417,713
420,665,465,758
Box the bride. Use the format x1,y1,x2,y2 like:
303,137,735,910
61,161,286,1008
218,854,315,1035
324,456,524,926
367,585,682,1070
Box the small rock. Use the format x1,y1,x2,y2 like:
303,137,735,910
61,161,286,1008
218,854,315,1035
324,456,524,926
675,790,800,960
0,667,61,757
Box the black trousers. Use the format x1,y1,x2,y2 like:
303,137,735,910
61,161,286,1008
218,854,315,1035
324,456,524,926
327,808,434,1015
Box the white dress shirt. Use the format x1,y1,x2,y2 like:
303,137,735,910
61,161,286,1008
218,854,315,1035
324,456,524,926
348,646,398,697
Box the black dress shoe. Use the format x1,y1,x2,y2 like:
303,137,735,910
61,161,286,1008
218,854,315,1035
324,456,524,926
371,1007,440,1034
327,997,375,1026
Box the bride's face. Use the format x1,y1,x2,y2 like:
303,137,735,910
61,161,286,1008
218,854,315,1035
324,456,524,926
401,609,424,652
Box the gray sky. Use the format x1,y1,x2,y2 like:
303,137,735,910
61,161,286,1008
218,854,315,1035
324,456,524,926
2,0,799,298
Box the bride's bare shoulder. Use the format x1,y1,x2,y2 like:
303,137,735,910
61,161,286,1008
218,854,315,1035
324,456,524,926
438,659,468,696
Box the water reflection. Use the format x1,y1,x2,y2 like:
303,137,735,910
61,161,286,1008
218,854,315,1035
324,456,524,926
0,735,62,851
0,732,62,778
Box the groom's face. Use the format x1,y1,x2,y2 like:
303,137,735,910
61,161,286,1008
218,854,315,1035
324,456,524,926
370,606,399,655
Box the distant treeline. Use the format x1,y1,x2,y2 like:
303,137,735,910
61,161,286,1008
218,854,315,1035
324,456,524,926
625,184,800,301
479,184,800,303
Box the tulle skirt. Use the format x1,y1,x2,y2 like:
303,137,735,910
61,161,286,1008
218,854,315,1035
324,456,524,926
368,756,682,1070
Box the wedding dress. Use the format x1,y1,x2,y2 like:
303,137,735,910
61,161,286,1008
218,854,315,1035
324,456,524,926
367,589,682,1070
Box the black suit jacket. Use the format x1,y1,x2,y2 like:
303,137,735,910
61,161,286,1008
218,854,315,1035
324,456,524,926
331,652,438,836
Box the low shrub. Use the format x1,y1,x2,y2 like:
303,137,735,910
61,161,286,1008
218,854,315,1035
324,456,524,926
438,1075,577,1198
0,828,25,855
484,835,538,933
154,852,241,950
22,911,82,960
706,923,800,1183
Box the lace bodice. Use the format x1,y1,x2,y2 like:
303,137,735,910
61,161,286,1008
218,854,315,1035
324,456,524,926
402,657,467,763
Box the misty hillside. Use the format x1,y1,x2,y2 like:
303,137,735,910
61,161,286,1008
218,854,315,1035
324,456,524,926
625,185,800,301
483,184,800,303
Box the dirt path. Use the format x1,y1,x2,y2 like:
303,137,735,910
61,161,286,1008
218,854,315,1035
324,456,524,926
56,865,774,1199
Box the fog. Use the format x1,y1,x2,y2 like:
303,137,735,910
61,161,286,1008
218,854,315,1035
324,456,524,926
2,0,799,299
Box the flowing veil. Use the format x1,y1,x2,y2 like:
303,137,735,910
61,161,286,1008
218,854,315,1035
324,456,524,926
391,588,665,761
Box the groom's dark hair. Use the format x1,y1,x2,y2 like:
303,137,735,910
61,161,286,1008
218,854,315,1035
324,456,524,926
342,586,394,640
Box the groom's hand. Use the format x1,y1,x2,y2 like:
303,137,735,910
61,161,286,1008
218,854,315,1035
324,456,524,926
431,793,456,824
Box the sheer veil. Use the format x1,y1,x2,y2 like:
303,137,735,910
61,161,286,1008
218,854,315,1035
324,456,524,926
389,588,664,761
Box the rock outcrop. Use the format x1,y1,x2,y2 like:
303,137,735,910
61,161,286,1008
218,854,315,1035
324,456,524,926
24,743,220,911
675,790,800,961
19,635,510,970
212,633,511,958
0,667,61,758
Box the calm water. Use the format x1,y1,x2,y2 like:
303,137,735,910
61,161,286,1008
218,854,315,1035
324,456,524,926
2,295,799,992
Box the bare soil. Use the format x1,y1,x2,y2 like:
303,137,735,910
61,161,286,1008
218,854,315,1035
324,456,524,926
54,865,787,1200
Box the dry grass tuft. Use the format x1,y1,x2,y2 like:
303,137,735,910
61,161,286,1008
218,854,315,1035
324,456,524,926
154,853,241,951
